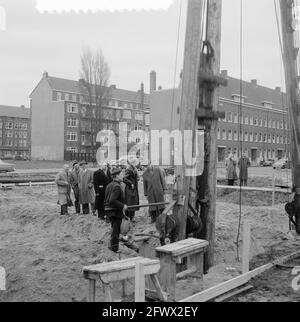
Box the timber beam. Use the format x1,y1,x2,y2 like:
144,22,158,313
198,69,228,87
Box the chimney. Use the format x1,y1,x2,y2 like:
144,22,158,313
43,72,48,79
251,79,258,86
150,71,157,92
221,70,228,77
140,82,145,110
275,86,281,93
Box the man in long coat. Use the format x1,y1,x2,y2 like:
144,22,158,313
238,153,251,186
225,154,238,186
78,161,96,215
94,162,112,220
123,159,140,222
55,164,72,215
70,161,81,214
143,164,168,223
105,168,128,253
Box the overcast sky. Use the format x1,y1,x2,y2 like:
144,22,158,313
0,0,284,107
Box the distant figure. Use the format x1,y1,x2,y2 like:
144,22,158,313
70,161,81,214
55,164,72,216
239,153,251,186
226,153,238,186
94,162,112,220
105,168,128,253
123,158,140,222
143,163,168,223
78,161,96,215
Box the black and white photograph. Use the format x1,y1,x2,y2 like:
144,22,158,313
0,0,300,307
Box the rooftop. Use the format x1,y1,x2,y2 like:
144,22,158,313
0,105,31,119
44,74,150,105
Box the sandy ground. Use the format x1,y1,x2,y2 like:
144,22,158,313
0,178,300,302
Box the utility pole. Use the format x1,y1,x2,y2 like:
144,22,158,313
279,0,300,234
174,0,226,269
173,0,206,242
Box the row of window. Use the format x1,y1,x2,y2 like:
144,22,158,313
1,131,28,139
2,139,28,147
218,129,288,144
222,112,288,130
2,122,28,130
66,103,147,123
53,91,147,111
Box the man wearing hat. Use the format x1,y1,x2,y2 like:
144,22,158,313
78,161,96,215
104,168,128,253
70,161,81,214
94,162,112,220
55,164,72,216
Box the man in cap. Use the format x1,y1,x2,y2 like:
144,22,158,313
55,164,72,215
69,161,81,214
78,161,96,215
94,162,112,220
104,168,128,253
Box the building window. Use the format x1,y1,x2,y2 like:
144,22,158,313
273,121,276,129
259,119,263,127
7,140,13,147
217,129,221,140
281,136,284,144
280,122,284,130
145,114,150,126
277,136,280,144
269,120,272,128
234,114,238,124
264,119,267,128
65,93,69,101
234,131,238,141
135,112,144,121
273,135,276,144
228,112,232,122
228,130,232,141
67,132,78,142
254,119,258,126
244,132,248,142
67,103,78,114
245,115,249,125
222,130,226,140
249,133,253,142
52,91,58,101
5,122,13,130
250,116,254,126
66,147,78,153
232,94,245,103
123,110,132,119
81,135,85,145
67,118,78,128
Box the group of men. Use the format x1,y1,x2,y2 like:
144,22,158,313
225,153,251,186
55,160,169,253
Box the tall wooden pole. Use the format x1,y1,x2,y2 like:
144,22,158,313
173,0,205,240
279,0,300,234
197,0,223,269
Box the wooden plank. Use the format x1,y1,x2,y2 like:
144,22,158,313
214,285,254,302
155,238,209,257
180,250,300,302
88,279,96,302
217,185,290,194
162,200,177,215
149,274,168,302
173,0,206,241
83,257,160,274
242,221,251,274
135,262,145,302
158,253,177,302
176,268,197,280
103,284,112,303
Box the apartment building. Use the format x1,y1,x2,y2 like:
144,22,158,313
30,72,150,161
150,71,289,164
0,105,31,160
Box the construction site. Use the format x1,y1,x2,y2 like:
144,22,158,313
1,0,300,303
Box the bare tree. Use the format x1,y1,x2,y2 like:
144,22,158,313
80,47,111,153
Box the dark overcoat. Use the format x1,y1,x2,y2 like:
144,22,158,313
238,157,251,180
143,166,167,211
78,169,95,205
94,169,111,212
104,180,125,219
123,165,140,211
